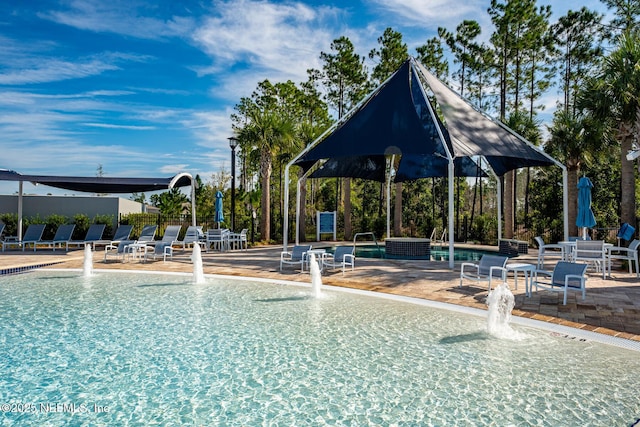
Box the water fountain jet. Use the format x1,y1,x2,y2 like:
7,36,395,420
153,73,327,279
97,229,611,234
191,243,205,284
83,243,93,277
486,281,523,339
309,253,322,298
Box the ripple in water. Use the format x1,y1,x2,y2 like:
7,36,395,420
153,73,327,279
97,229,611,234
0,271,638,426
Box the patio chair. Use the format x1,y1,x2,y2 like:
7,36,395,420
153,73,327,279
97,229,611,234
459,254,508,292
534,236,566,269
616,223,635,246
607,239,640,278
206,228,230,252
228,229,248,250
573,240,606,279
321,246,355,275
67,224,106,250
1,224,46,252
531,261,588,305
37,224,75,252
104,240,136,263
280,245,311,271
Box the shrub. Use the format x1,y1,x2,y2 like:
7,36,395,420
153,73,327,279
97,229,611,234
43,214,69,240
0,213,18,236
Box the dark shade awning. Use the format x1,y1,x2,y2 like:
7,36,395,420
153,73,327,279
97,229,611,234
0,169,192,193
295,60,447,172
309,156,387,181
294,58,557,180
416,62,555,175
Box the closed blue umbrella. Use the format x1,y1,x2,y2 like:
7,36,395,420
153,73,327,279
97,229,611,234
214,191,224,228
576,176,596,239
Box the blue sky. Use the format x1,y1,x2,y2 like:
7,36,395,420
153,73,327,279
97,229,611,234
0,0,607,196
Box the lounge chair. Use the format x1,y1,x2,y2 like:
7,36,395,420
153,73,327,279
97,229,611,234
459,254,508,292
0,222,13,252
37,224,75,251
531,261,588,305
1,224,46,252
142,225,179,260
321,246,355,275
67,224,106,250
134,225,157,243
280,245,311,271
534,236,566,269
176,225,204,250
122,225,158,260
93,224,134,248
606,239,640,278
146,225,181,247
143,242,173,262
104,240,136,263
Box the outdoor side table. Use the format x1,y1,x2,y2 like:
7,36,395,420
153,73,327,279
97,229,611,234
304,249,326,272
506,263,536,297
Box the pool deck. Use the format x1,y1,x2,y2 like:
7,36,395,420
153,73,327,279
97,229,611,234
2,242,640,343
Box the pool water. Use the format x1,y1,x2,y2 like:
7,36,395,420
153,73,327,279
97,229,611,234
1,271,639,426
351,244,506,261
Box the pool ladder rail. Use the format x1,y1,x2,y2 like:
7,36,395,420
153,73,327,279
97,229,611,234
353,232,384,258
430,228,447,248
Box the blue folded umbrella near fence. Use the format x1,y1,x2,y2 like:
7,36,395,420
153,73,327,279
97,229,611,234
215,191,224,228
576,176,596,239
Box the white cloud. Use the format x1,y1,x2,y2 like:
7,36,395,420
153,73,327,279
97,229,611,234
83,123,156,130
0,58,120,85
159,164,189,174
193,0,339,81
39,0,197,40
367,0,488,30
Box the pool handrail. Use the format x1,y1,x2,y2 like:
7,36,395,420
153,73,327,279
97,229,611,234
353,232,383,258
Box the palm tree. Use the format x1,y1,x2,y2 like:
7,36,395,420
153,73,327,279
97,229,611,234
547,111,591,236
238,109,294,242
579,31,640,228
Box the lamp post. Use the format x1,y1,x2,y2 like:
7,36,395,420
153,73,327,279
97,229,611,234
228,136,238,231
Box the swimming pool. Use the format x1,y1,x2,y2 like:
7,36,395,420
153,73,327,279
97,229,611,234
1,271,639,426
351,244,508,261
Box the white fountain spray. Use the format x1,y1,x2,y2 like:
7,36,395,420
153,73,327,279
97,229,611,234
191,243,205,284
486,281,525,339
309,253,323,298
83,243,93,277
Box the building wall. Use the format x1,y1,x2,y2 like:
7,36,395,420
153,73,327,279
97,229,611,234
0,195,144,227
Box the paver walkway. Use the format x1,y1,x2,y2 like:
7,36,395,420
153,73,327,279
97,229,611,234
2,243,639,342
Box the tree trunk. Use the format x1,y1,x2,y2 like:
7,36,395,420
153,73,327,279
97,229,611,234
620,125,636,227
394,181,402,236
344,178,352,240
259,149,271,242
